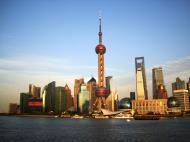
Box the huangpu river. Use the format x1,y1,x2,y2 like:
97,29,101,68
0,116,190,142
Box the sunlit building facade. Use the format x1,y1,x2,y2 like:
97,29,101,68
105,76,118,111
87,77,97,113
132,99,167,115
64,84,73,110
78,84,90,114
173,89,190,112
74,78,84,112
152,67,166,99
135,57,148,100
172,77,187,93
42,81,56,113
157,84,168,99
29,84,41,98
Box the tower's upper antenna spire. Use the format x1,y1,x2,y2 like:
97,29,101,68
98,10,102,44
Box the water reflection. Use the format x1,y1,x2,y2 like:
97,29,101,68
0,116,190,142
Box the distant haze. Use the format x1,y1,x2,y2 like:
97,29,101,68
0,0,190,112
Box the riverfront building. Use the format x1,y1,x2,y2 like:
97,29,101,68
135,57,148,100
130,92,135,100
20,93,31,113
42,81,56,113
78,84,90,114
64,84,73,110
152,67,167,99
172,77,187,93
29,84,41,98
87,77,97,113
27,98,43,113
173,89,190,112
74,78,84,112
55,87,66,114
157,84,168,99
132,99,167,115
9,103,19,114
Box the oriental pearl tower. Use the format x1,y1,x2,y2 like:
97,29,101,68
94,16,108,111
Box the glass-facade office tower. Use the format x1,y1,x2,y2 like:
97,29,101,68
105,76,115,111
29,84,41,98
130,92,135,100
135,57,148,100
42,81,56,112
152,67,165,99
74,78,84,112
87,77,97,113
78,84,90,114
20,93,31,113
172,77,187,94
55,87,66,114
55,84,73,114
64,84,73,110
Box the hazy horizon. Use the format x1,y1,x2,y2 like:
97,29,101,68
1,0,190,113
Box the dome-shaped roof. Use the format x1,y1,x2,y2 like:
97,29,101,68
119,97,132,109
95,44,106,54
167,97,180,108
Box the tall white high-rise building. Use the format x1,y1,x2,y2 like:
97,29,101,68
135,57,148,100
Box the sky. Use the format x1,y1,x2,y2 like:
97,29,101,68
0,0,190,112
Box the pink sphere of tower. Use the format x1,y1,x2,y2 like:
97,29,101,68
95,44,106,54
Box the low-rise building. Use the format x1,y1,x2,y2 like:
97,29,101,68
132,99,167,115
173,89,190,112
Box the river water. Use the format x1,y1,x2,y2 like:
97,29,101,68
0,116,190,142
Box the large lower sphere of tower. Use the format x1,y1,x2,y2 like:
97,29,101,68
95,44,106,54
95,87,108,97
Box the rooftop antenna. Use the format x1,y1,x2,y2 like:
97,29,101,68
98,10,102,44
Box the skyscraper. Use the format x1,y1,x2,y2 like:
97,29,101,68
94,16,108,111
42,81,56,113
78,84,90,114
74,78,84,112
157,84,168,99
20,92,31,113
29,84,41,98
87,77,97,113
173,90,190,112
135,57,148,100
105,76,112,95
172,77,187,94
152,67,166,99
187,78,190,101
130,92,135,100
64,84,73,110
55,84,73,114
105,76,114,111
55,87,66,114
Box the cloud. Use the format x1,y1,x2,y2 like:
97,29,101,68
0,55,190,112
112,56,190,99
0,55,122,112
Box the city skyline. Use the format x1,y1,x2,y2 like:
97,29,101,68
1,0,190,112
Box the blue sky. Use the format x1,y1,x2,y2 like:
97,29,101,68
0,0,190,112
